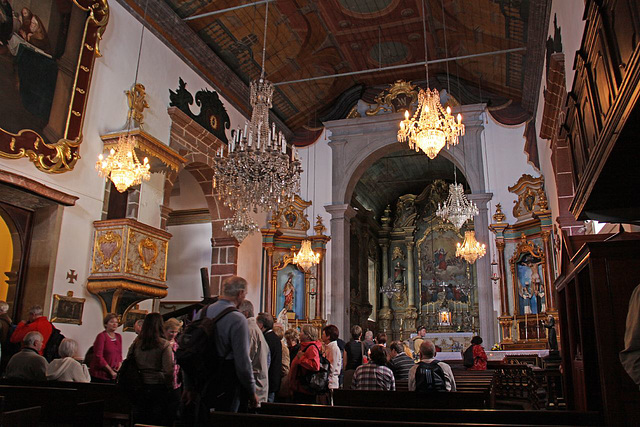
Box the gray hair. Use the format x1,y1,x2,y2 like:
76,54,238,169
301,324,318,341
58,338,78,358
0,301,8,314
420,339,437,359
221,276,247,297
257,312,274,330
29,305,43,316
364,330,373,340
238,300,254,318
23,331,43,347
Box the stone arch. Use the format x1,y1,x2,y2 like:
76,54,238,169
324,104,496,345
0,205,24,317
166,107,237,295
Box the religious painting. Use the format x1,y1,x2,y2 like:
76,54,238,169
416,221,468,308
274,263,305,320
51,291,85,325
0,0,108,173
123,308,148,332
509,238,547,316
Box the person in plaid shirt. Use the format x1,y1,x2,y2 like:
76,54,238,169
351,345,395,391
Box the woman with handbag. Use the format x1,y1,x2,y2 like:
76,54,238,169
89,313,122,383
288,324,321,403
127,313,177,425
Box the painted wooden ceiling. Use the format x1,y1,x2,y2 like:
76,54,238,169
161,0,547,141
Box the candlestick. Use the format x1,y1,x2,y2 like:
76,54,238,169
525,312,528,340
536,313,540,339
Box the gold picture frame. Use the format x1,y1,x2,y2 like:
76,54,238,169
51,291,85,325
0,0,110,173
122,308,148,332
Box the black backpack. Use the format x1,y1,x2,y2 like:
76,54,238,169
415,360,447,392
301,343,330,394
463,345,474,368
43,325,65,362
175,305,236,388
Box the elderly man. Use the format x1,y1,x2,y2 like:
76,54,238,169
10,306,53,356
413,325,427,355
239,300,269,405
388,340,415,380
5,331,48,381
408,340,456,392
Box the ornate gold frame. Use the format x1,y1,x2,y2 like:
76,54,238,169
271,255,310,319
509,235,548,318
122,308,148,332
0,0,110,173
51,291,86,325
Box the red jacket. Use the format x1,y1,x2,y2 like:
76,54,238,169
10,316,53,355
289,340,322,394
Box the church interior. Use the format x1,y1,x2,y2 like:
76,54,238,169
0,0,639,425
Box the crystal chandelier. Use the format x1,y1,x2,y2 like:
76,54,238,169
436,182,478,229
397,0,464,159
380,278,402,300
293,240,320,272
456,231,486,264
398,90,464,159
222,210,259,243
213,0,302,239
96,135,150,193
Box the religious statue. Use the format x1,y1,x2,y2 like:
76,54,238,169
283,272,295,312
520,284,533,314
393,261,405,285
535,282,546,313
276,308,289,331
543,315,558,352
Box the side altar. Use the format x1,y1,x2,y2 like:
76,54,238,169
261,196,330,337
490,175,558,350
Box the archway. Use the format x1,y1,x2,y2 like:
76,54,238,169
324,104,496,345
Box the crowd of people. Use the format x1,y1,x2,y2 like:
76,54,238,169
0,276,488,425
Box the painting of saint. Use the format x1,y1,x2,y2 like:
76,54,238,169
516,253,545,315
276,264,305,319
0,0,78,136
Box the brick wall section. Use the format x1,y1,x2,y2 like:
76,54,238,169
540,53,584,236
167,107,239,294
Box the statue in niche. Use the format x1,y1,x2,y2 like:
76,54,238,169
519,284,533,314
283,272,295,312
393,194,417,229
393,261,407,305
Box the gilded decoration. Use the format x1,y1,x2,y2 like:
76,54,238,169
94,230,123,271
0,0,110,173
365,80,419,116
493,203,507,223
138,237,158,272
126,83,150,127
51,291,85,325
508,174,549,219
272,195,312,236
392,246,405,260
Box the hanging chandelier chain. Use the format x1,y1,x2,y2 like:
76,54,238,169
259,0,269,80
441,0,451,95
421,0,429,84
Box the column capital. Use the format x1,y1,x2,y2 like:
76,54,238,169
325,203,357,221
468,192,493,208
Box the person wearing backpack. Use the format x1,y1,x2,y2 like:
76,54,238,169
182,276,258,416
408,340,456,392
289,324,322,403
9,305,52,356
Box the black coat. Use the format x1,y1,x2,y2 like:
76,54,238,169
264,330,282,393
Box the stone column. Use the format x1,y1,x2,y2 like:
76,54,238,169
380,242,390,308
496,241,509,316
325,203,356,338
468,192,495,346
406,241,415,307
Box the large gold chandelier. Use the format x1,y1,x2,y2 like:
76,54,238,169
96,135,150,193
398,90,464,159
293,240,320,272
456,231,486,264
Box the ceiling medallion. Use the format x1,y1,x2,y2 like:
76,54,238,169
292,240,321,272
456,230,486,264
398,88,464,159
436,182,478,229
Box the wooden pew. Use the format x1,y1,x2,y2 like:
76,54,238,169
258,403,604,426
332,389,490,409
0,406,41,427
211,411,558,427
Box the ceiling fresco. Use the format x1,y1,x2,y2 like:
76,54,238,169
157,0,548,141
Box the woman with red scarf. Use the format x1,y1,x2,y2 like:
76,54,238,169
289,324,321,403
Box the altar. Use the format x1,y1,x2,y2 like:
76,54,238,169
434,349,550,361
424,332,474,352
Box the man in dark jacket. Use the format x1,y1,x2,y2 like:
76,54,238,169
257,312,282,402
388,340,415,380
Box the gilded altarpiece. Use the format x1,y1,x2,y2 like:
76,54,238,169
261,196,329,338
490,175,558,350
87,218,170,323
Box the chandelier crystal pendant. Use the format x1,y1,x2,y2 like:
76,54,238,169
292,240,321,272
96,135,150,193
397,90,464,159
436,182,478,229
456,231,486,264
221,210,259,243
380,278,402,300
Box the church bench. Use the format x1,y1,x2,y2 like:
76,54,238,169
332,389,490,409
258,403,604,426
0,405,41,427
210,411,560,427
